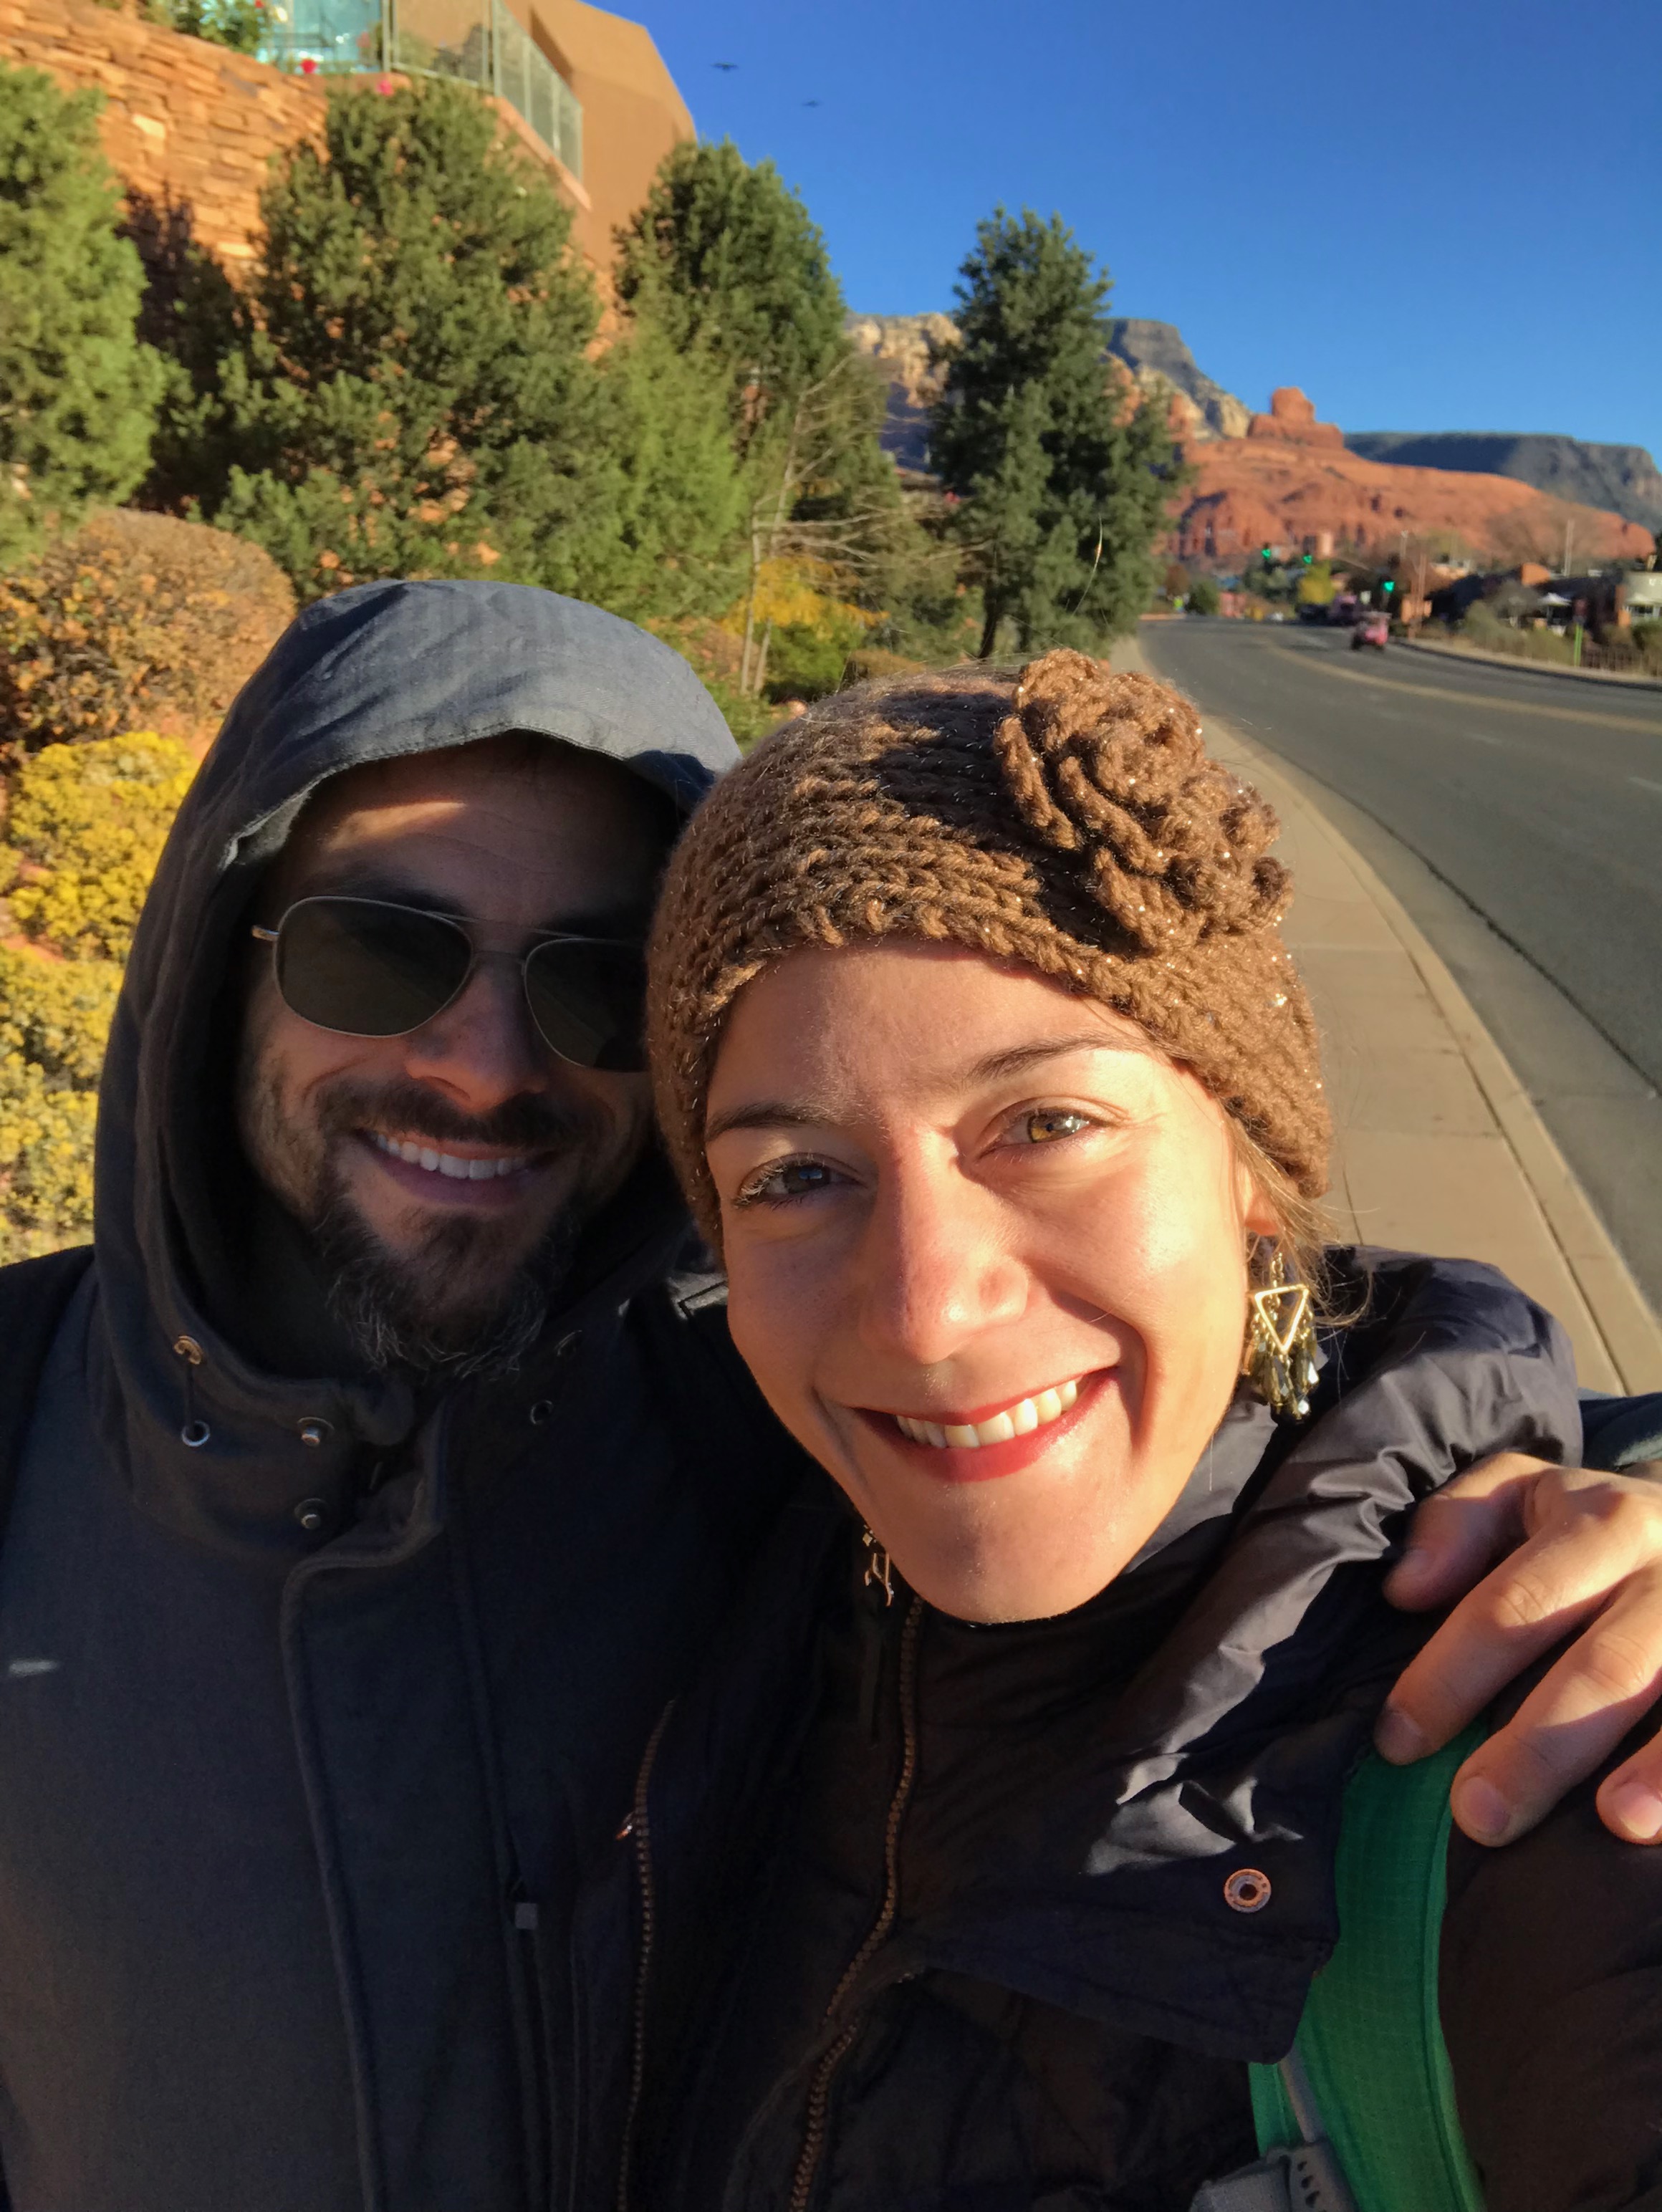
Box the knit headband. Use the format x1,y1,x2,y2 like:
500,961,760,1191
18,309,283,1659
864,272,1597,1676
648,648,1330,1250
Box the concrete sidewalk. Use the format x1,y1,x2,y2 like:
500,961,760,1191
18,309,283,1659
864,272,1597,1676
1115,632,1662,1394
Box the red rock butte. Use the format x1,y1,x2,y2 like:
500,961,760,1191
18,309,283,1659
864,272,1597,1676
1247,388,1345,451
1171,388,1651,567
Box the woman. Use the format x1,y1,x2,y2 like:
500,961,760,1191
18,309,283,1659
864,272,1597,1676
587,653,1662,2211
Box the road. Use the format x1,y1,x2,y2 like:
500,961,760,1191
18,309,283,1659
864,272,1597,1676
1140,618,1662,1310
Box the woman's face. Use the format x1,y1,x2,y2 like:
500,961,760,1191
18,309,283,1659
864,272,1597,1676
705,941,1277,1622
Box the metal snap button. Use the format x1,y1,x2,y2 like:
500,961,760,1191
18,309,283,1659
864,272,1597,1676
298,1419,332,1449
181,1419,211,1449
529,1400,554,1426
1224,1867,1272,1913
554,1332,580,1360
172,1335,203,1366
294,1498,329,1535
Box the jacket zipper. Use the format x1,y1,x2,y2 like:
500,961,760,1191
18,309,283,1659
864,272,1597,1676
615,1699,676,2212
787,1592,924,2212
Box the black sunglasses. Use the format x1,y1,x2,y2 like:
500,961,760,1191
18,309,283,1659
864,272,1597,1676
251,895,648,1072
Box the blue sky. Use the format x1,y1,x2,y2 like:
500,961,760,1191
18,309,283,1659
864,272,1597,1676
632,0,1661,463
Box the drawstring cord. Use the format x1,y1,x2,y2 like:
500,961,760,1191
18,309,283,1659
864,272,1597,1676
173,1335,211,1449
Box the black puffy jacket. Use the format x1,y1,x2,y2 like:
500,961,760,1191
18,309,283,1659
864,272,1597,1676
580,1253,1662,2212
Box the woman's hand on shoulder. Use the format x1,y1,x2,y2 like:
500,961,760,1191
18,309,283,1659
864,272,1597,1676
1376,1452,1662,1847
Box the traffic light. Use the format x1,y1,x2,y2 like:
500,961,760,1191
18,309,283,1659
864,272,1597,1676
1260,544,1272,561
1302,553,1312,564
1381,580,1396,595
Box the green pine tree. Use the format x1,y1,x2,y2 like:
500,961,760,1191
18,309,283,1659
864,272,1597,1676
615,139,848,446
0,64,163,569
619,139,942,694
571,318,751,624
164,78,608,601
928,208,1183,657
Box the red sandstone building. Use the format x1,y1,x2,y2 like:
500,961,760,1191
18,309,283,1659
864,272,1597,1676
0,0,693,276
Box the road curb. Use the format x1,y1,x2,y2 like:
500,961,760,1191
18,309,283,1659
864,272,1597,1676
1396,635,1662,696
1127,627,1662,1392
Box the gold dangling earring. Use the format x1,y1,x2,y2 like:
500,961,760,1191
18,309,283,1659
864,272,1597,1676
861,1524,895,1607
1241,1244,1319,1420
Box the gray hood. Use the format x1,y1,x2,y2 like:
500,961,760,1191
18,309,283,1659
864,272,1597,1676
91,580,738,1541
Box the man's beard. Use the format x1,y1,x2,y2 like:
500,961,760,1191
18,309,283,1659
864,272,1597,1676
241,1067,620,1381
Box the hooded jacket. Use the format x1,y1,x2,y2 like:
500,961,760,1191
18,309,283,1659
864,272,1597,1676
0,583,804,2212
576,1251,1656,2212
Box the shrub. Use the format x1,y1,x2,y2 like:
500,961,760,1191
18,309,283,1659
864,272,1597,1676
0,948,120,1259
150,0,264,52
1187,575,1221,617
0,509,294,756
0,63,163,567
5,732,196,961
0,731,196,1257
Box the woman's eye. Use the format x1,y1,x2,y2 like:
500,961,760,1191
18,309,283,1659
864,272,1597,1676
1016,1108,1093,1145
733,1157,843,1208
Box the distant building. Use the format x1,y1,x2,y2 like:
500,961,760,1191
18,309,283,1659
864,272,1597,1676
1429,562,1662,630
259,0,693,271
3,0,691,279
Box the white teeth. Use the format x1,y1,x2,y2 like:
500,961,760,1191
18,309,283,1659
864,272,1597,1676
370,1133,524,1182
893,1378,1087,1451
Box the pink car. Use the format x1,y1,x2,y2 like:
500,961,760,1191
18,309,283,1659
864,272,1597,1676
1351,612,1390,650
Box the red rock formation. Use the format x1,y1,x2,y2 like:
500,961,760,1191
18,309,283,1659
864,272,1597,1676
1246,387,1345,451
1172,409,1651,568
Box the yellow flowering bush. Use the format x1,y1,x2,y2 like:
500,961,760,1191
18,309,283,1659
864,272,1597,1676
6,734,196,962
0,732,195,1260
0,952,117,1258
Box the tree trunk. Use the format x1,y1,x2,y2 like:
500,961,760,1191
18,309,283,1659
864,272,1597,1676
979,602,1001,660
739,518,762,695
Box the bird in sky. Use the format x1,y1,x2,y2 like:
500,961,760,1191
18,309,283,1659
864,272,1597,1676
802,98,821,106
711,60,737,69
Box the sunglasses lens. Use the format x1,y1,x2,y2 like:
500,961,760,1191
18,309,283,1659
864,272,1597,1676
274,900,472,1037
524,940,647,1071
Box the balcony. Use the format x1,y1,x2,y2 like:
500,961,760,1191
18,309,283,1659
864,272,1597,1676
258,0,583,181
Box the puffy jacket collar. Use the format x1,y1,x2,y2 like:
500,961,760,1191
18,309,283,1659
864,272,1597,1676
87,582,737,1556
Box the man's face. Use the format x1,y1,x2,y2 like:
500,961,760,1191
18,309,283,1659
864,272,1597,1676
236,737,664,1367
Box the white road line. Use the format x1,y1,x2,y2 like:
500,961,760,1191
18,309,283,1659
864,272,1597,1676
1630,776,1662,796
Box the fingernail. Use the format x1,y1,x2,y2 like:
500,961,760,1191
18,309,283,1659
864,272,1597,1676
1606,1779,1662,1844
1451,1774,1510,1843
1373,1705,1428,1763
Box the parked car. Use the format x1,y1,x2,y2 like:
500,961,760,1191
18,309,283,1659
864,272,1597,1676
1351,612,1390,651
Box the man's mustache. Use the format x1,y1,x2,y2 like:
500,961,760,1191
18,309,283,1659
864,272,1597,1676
315,1077,605,1155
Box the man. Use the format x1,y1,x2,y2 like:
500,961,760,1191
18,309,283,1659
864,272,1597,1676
0,582,804,2211
0,578,1656,2212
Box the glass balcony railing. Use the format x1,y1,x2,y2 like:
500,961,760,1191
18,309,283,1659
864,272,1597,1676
258,0,582,180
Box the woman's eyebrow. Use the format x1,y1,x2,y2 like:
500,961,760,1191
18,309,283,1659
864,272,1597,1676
965,1032,1137,1083
705,1035,1131,1143
705,1100,831,1143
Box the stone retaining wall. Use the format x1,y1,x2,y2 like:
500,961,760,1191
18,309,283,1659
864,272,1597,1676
0,0,327,266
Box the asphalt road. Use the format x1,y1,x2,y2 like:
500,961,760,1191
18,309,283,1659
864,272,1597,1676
1140,618,1662,1309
